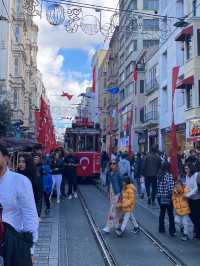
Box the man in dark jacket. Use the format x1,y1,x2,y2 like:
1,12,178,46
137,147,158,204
63,152,79,199
142,145,161,205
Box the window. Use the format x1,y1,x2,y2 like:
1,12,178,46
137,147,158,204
162,50,167,79
126,63,133,78
144,0,159,10
140,107,145,123
186,35,192,60
127,40,137,55
120,53,124,65
120,89,125,101
143,39,159,48
13,90,18,108
197,29,200,56
15,26,20,43
120,72,125,83
143,19,159,31
16,0,21,14
14,58,19,75
140,80,145,93
134,82,137,95
186,85,193,109
199,80,200,106
135,108,137,123
162,86,168,112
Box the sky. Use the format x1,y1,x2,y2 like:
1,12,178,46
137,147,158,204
36,0,118,139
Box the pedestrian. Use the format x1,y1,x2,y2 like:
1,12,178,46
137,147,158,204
102,160,122,233
190,173,200,239
115,176,140,237
142,145,161,205
157,161,176,236
134,153,144,198
32,153,43,220
185,149,200,172
63,150,79,199
50,151,63,204
172,180,191,241
41,156,53,215
118,152,131,178
0,145,38,266
101,151,109,173
184,163,200,239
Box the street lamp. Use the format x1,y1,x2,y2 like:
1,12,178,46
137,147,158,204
173,18,189,28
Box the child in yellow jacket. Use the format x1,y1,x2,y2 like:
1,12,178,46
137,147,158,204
116,176,140,237
172,180,191,241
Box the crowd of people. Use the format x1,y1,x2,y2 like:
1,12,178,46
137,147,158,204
0,144,79,266
101,145,200,241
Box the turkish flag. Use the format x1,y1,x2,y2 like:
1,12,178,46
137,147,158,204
133,64,138,81
170,66,180,180
61,92,73,100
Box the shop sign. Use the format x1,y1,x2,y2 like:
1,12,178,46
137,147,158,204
189,119,200,137
119,137,129,148
148,129,158,137
161,123,186,135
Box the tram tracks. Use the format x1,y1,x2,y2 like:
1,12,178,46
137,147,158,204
78,189,118,266
94,183,187,266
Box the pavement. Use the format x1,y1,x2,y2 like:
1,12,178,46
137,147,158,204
35,185,200,266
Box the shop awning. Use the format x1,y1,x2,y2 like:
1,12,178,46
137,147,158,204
175,25,193,41
176,75,194,89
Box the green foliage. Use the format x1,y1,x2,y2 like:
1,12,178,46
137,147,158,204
0,100,12,136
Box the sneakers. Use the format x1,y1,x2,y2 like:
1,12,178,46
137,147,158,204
57,200,60,204
73,192,78,198
181,234,188,241
133,227,140,234
115,229,123,237
68,195,72,200
102,226,110,234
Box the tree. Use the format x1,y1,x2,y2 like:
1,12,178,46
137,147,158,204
0,100,12,136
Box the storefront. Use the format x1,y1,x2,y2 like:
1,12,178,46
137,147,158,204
138,131,148,153
187,119,200,150
161,123,186,154
118,136,129,152
148,128,159,152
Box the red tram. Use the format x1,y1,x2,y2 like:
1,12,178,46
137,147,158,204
64,117,101,180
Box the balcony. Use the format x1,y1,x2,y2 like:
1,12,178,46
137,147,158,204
144,111,159,125
145,79,159,95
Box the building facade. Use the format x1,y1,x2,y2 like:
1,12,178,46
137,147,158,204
0,0,46,138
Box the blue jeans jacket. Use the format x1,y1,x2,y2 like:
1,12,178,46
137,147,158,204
106,170,122,195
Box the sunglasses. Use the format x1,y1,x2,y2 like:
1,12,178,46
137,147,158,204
110,162,116,165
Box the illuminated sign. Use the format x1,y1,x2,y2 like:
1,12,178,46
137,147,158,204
189,119,200,137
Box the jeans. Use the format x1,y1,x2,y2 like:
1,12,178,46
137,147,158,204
119,212,139,232
189,199,200,238
44,192,50,209
68,175,77,196
135,177,141,195
50,174,62,202
175,215,190,236
158,199,176,234
145,176,157,201
61,175,67,196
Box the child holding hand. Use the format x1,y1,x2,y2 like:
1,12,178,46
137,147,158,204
116,176,140,237
172,180,191,241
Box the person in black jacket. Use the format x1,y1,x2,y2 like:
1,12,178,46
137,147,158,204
185,149,200,173
50,151,63,204
18,153,43,220
142,145,161,205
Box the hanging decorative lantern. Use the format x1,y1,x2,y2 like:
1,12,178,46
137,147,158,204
46,4,65,26
64,19,79,33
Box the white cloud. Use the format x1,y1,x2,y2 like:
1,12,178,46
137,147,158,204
36,0,118,137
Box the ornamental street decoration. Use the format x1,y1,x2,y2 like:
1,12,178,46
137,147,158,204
23,0,188,41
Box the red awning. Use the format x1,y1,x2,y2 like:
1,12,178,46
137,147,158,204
175,25,193,41
176,75,194,89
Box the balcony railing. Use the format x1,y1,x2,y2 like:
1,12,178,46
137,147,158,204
145,79,159,95
144,111,159,123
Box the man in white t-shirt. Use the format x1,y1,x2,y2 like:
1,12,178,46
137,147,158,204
0,145,39,265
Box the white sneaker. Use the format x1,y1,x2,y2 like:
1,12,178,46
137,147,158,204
68,195,72,200
102,226,110,233
73,192,78,198
57,200,60,204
